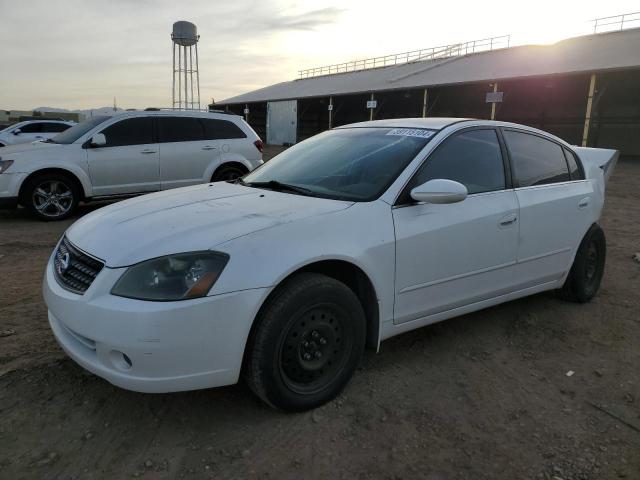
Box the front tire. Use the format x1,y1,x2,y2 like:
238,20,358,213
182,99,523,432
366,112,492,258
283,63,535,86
244,273,366,411
23,173,79,221
559,224,606,303
212,164,246,182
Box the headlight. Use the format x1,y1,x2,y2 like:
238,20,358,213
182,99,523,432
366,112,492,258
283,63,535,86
111,251,229,301
0,160,14,174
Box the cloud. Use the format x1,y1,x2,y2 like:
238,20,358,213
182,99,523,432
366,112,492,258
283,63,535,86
263,7,345,31
0,0,345,109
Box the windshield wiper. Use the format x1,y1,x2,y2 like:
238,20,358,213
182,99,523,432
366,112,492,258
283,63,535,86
245,180,315,196
226,177,247,185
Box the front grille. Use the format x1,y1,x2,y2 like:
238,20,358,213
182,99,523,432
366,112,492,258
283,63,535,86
54,236,104,294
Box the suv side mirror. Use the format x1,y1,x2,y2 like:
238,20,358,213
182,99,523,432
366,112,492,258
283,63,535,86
410,179,468,204
13,128,21,135
90,133,106,147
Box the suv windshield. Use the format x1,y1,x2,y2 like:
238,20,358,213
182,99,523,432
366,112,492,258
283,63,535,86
50,116,110,144
243,127,435,201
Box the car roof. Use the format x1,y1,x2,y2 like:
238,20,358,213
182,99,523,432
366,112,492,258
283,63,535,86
336,117,472,130
19,119,73,124
108,110,243,120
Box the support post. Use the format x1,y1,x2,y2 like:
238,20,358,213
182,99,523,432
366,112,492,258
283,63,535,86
177,45,181,108
582,73,597,147
184,46,188,110
369,92,375,121
490,82,498,120
422,88,428,117
195,42,200,109
328,96,333,129
245,104,249,123
172,43,176,108
189,46,194,109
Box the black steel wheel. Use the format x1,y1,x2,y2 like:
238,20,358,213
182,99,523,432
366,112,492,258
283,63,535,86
279,304,353,395
559,224,606,303
23,173,80,221
244,273,366,411
212,164,246,182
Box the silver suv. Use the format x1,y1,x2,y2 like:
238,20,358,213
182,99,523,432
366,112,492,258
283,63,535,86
0,110,263,220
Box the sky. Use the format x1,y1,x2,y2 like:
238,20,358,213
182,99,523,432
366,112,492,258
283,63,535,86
0,0,638,110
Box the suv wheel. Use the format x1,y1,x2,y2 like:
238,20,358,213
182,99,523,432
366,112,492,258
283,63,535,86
244,273,366,411
212,164,246,182
23,173,79,221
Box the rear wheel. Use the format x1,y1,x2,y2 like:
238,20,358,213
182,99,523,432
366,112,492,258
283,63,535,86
559,224,606,303
23,173,79,221
212,164,246,182
244,273,366,411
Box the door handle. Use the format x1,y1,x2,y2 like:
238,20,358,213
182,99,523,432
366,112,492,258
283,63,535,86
140,149,157,154
578,197,590,208
499,213,517,226
202,145,217,150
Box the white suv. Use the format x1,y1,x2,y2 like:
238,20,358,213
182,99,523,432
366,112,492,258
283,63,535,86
0,120,75,147
0,111,263,220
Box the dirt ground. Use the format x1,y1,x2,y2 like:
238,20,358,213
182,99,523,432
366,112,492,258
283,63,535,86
0,151,638,480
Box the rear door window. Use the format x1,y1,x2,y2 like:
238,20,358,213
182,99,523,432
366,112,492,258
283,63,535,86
202,119,246,140
100,117,154,147
503,130,571,187
41,123,71,133
158,117,204,143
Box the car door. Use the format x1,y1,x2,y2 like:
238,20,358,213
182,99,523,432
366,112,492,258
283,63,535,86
86,116,160,196
503,129,595,287
392,128,519,324
158,116,220,190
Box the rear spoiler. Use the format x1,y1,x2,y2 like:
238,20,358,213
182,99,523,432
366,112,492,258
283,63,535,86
573,147,619,185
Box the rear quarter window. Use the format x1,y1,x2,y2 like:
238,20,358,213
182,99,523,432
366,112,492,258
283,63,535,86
202,119,247,140
563,147,585,180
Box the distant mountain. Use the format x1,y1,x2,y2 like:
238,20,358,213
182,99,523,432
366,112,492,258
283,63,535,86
34,106,127,117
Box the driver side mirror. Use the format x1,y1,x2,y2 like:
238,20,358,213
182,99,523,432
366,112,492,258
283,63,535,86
12,128,21,135
410,179,468,204
90,133,106,147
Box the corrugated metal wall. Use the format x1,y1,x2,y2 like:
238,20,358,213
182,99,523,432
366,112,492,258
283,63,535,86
267,100,297,145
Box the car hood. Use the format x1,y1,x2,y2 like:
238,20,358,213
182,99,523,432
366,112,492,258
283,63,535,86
66,182,353,267
0,141,63,156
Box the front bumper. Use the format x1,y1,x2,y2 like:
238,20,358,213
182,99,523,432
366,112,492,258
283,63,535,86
43,252,269,393
0,172,26,206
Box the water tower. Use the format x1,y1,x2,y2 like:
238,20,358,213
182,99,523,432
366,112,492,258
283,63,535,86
171,21,200,109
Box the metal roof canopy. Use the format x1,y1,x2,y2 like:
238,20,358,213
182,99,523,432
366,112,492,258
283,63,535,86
218,28,640,105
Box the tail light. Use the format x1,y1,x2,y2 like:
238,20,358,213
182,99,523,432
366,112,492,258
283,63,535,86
253,139,264,153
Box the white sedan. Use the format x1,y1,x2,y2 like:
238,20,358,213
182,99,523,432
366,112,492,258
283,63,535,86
43,118,617,411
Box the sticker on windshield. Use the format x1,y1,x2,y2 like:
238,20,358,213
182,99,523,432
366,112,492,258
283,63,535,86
386,128,435,139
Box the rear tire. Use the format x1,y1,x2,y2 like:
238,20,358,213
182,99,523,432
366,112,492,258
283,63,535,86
212,164,246,182
244,273,366,411
559,224,606,303
22,172,80,221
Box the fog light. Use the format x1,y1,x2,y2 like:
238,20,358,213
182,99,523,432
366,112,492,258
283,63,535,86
109,350,133,371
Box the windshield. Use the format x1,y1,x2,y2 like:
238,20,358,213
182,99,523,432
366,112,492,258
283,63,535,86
50,116,110,144
244,127,435,201
0,122,22,132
